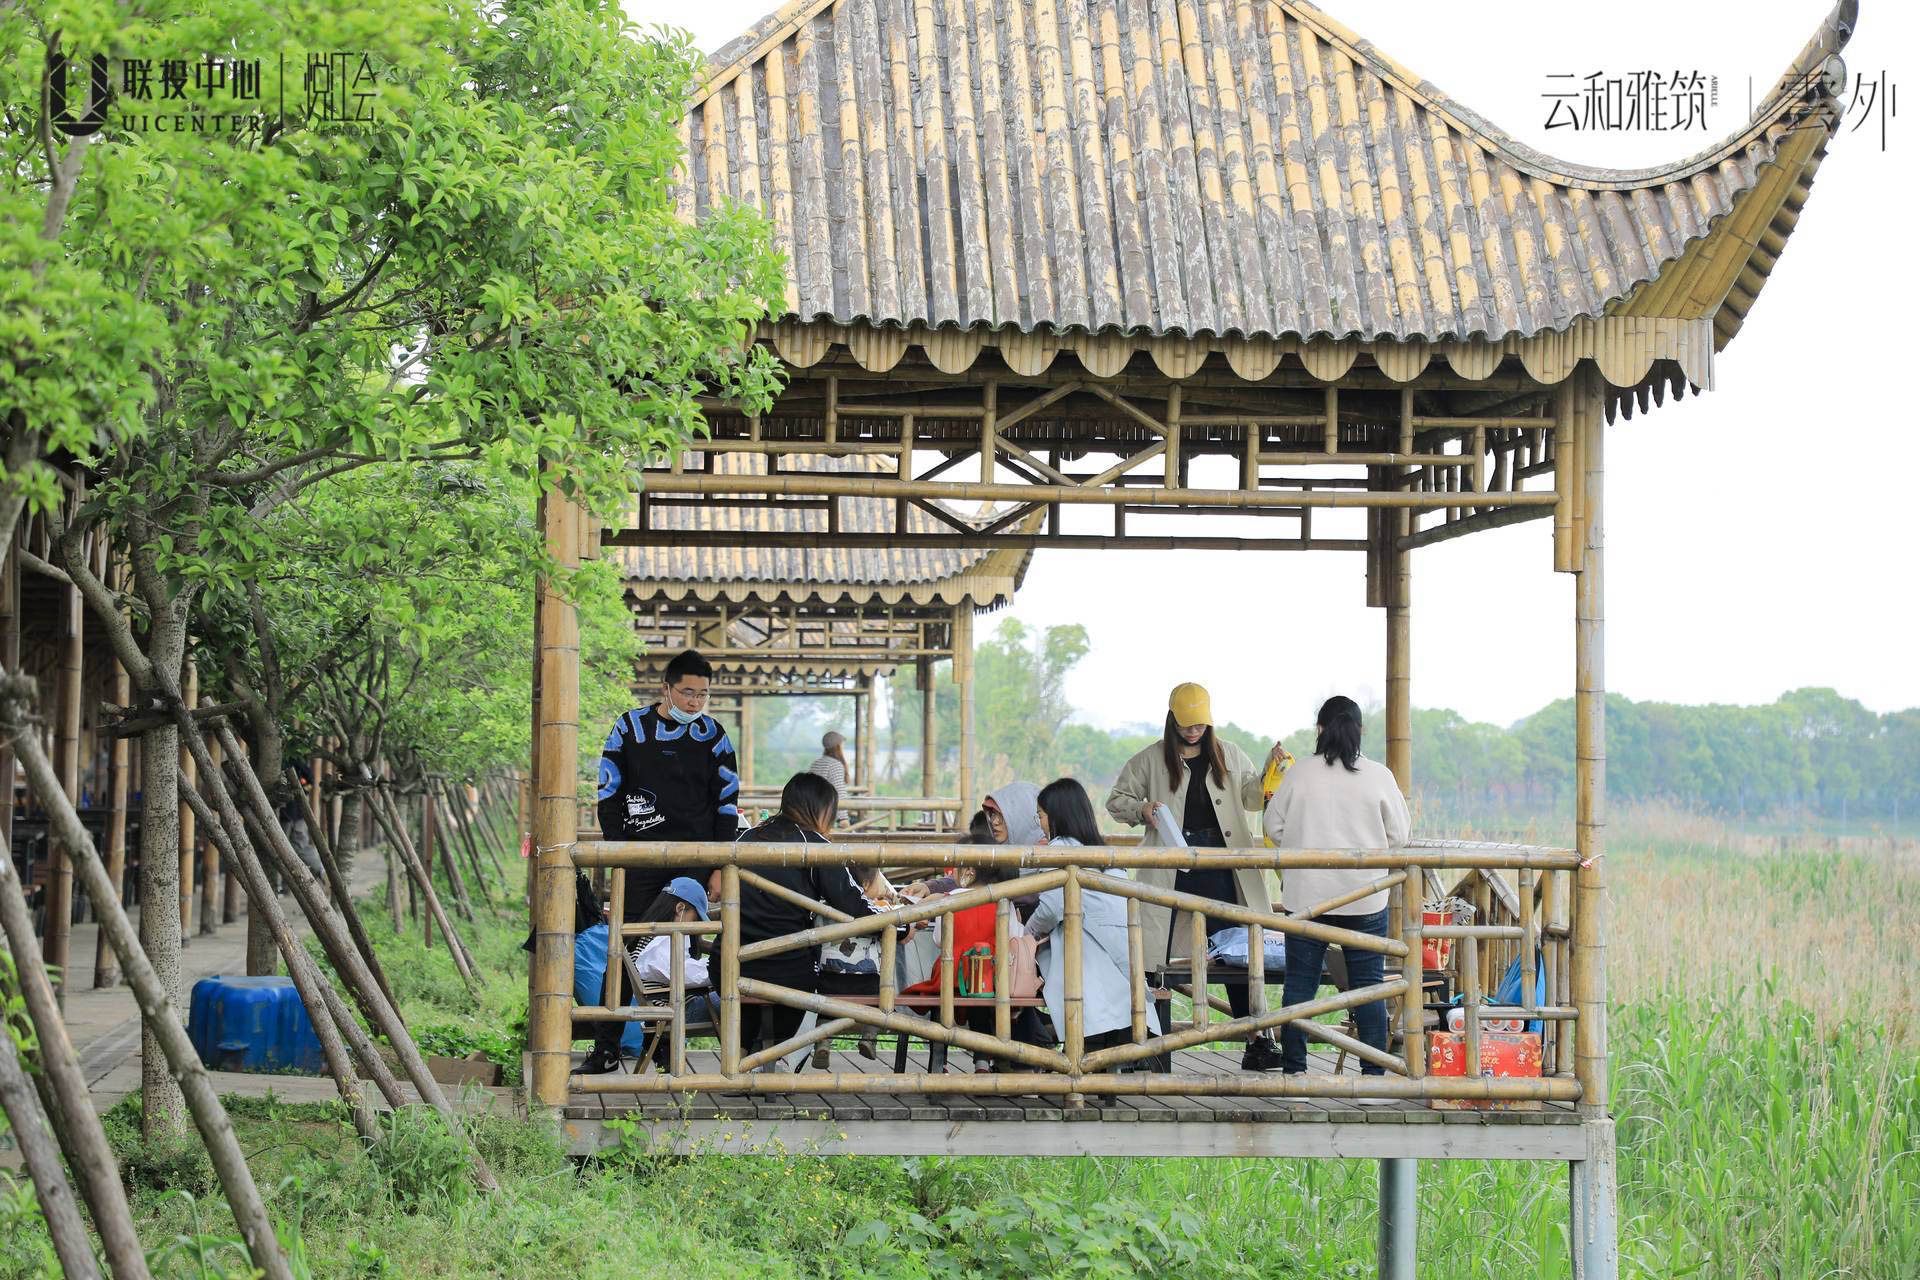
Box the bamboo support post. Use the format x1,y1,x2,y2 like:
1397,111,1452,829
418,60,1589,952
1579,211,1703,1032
918,654,936,800
1247,922,1267,1021
199,731,221,935
0,823,151,1279
954,607,975,812
1127,896,1147,1042
1573,370,1609,1113
43,564,81,1002
604,867,627,1012
529,489,583,1110
993,898,1011,1041
1520,867,1537,1013
1164,385,1181,485
95,649,131,988
879,922,897,1019
1062,869,1085,1077
370,787,476,987
979,379,995,483
938,910,956,1030
288,768,398,1014
719,863,741,1077
177,664,197,940
1401,862,1426,1078
1323,385,1339,453
1462,893,1483,1076
668,922,688,1076
0,1021,103,1280
1188,905,1208,1033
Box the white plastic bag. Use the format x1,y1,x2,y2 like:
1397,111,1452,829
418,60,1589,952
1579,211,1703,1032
1151,802,1187,848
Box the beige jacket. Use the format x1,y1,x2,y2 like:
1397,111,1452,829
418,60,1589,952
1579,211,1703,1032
1104,739,1273,966
1262,753,1410,918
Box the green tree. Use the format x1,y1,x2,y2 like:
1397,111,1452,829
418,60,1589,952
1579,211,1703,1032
5,0,782,1138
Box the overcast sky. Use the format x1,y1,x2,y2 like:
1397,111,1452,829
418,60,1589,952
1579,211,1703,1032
621,0,1916,734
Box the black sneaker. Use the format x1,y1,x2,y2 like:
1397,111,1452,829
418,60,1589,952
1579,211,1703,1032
1240,1036,1284,1072
578,1045,624,1075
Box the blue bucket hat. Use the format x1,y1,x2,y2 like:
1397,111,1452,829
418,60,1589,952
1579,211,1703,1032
664,876,710,920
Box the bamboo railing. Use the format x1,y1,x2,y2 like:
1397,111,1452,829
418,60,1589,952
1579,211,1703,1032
554,838,1593,1106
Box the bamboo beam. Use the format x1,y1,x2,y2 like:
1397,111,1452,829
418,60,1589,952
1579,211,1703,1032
574,840,1582,872
529,490,583,1110
572,1064,1585,1101
636,471,1557,510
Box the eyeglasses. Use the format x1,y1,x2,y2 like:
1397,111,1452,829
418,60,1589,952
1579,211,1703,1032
668,684,710,704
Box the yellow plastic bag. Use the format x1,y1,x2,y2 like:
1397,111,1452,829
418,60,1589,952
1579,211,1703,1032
1260,749,1293,847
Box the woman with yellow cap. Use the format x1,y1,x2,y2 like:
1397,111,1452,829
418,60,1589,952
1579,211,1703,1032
1104,682,1292,1071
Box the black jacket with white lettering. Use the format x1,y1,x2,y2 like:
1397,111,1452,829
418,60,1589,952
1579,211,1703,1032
595,707,739,844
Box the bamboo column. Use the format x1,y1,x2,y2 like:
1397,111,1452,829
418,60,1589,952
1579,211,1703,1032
198,721,221,935
859,676,876,787
1571,371,1609,1113
530,489,585,1109
43,564,82,1003
1382,473,1418,1280
95,647,131,987
1570,368,1616,1280
177,664,198,939
954,607,975,810
740,697,755,790
917,655,936,801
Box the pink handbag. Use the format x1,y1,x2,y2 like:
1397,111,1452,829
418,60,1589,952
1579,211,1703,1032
1006,931,1042,998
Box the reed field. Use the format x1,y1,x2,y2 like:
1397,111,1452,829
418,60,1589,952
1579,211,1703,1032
6,810,1914,1279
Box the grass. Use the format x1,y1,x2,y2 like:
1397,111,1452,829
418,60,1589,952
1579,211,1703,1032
3,812,1916,1278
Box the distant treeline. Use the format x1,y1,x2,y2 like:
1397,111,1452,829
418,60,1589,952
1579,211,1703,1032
744,623,1915,827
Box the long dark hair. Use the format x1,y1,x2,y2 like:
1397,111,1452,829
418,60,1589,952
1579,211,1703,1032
778,770,839,834
1161,712,1227,790
638,888,708,957
1037,779,1106,847
1314,696,1363,773
965,808,995,844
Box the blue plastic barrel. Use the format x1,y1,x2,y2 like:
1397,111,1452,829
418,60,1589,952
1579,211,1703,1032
187,975,327,1074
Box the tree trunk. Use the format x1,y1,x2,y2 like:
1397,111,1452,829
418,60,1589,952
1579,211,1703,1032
0,680,295,1280
179,786,384,1146
0,1018,104,1280
1,834,153,1279
336,788,363,881
136,716,185,1140
242,715,283,974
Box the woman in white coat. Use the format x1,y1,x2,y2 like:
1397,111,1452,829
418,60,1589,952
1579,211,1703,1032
1025,778,1160,1064
1103,682,1290,1071
1263,696,1410,1076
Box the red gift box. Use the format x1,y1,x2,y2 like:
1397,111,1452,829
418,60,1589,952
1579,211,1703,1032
1426,1030,1543,1110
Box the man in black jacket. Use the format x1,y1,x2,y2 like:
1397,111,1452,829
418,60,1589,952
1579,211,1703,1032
581,648,740,1073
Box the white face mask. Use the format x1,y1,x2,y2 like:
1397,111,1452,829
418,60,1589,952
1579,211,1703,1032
663,703,701,725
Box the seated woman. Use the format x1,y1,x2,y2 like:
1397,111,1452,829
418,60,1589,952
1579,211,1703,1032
735,772,883,1062
1262,696,1409,1080
627,878,722,1063
1026,778,1161,1070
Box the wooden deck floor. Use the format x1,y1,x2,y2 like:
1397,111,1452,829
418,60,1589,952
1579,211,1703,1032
560,1046,1588,1160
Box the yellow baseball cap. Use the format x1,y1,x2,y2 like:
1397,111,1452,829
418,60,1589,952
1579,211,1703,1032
1169,683,1212,727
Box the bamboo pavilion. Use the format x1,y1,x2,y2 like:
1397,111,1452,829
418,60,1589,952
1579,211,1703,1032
528,2,1858,1275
